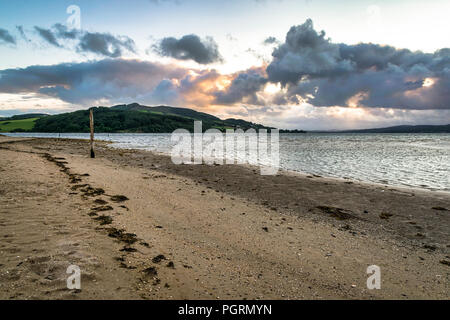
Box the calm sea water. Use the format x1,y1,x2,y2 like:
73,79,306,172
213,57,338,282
4,132,450,192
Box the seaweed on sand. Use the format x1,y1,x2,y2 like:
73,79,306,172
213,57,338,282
80,186,105,197
106,227,138,244
110,195,129,202
152,254,166,263
93,199,108,205
93,215,113,225
91,205,113,212
316,206,356,220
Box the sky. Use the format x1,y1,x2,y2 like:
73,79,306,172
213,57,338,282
0,0,449,130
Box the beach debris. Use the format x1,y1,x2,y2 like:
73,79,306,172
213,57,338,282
107,227,138,244
432,206,448,211
93,215,113,225
119,262,136,269
91,205,113,212
140,241,150,247
93,199,108,205
152,254,166,263
316,206,355,220
110,195,129,202
69,175,82,183
81,186,105,197
166,261,175,269
439,260,450,267
120,246,137,253
143,267,158,277
379,212,393,220
423,244,437,251
71,184,89,191
339,224,352,231
416,233,426,238
262,227,269,232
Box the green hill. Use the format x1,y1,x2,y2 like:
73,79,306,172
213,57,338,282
0,117,43,133
28,103,272,133
111,103,221,122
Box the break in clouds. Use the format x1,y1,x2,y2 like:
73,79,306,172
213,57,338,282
1,19,449,115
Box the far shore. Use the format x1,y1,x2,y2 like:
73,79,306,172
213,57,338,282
0,135,448,299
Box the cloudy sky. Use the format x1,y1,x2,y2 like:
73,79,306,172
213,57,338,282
0,0,449,130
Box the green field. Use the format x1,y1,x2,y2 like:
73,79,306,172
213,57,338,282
0,118,38,132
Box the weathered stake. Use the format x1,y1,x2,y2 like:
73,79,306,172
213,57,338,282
89,108,95,158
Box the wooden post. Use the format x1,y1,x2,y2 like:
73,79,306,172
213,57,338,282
89,108,95,158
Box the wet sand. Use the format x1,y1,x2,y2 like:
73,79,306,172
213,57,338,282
0,136,449,299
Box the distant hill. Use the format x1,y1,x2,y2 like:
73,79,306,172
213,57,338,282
340,124,450,133
111,103,221,123
28,103,272,133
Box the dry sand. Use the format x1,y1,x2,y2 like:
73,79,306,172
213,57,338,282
0,136,448,299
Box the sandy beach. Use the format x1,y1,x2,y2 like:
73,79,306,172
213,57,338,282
0,135,448,299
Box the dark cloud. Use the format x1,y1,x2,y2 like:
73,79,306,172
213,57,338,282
78,32,136,58
32,24,135,58
53,23,80,40
214,68,267,105
0,28,16,45
154,34,222,64
265,19,450,109
267,19,352,84
34,26,61,47
0,59,188,104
